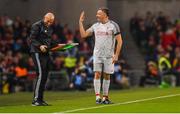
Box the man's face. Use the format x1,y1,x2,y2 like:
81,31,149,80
44,17,54,27
96,10,107,22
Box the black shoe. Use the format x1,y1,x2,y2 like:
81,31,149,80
32,101,44,106
101,99,113,104
41,100,50,106
96,98,102,104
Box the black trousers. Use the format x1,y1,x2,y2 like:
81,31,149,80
31,53,50,101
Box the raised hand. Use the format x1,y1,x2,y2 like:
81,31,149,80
79,11,85,23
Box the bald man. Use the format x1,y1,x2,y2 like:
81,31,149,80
28,12,56,106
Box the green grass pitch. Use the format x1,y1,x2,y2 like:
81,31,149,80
0,87,180,113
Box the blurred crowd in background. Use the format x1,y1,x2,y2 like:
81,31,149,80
0,15,130,94
1,10,180,95
130,11,180,88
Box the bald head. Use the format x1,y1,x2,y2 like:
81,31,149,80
43,12,55,26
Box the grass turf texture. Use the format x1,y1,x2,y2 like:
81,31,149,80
0,87,180,113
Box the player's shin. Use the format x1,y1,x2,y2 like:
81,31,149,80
94,79,101,100
102,76,110,100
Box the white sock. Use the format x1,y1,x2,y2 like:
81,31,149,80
102,79,110,99
94,79,101,100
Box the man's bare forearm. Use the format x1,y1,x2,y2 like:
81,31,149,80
115,35,123,57
79,22,87,38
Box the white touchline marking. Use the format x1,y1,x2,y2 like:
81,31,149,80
55,93,180,113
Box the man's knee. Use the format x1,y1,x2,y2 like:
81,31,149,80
103,73,110,80
95,72,101,79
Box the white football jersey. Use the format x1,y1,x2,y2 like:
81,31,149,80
87,20,120,58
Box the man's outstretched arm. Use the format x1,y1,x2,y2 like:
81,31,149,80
79,11,93,38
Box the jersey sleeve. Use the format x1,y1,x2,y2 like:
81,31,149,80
112,22,121,36
86,24,95,33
